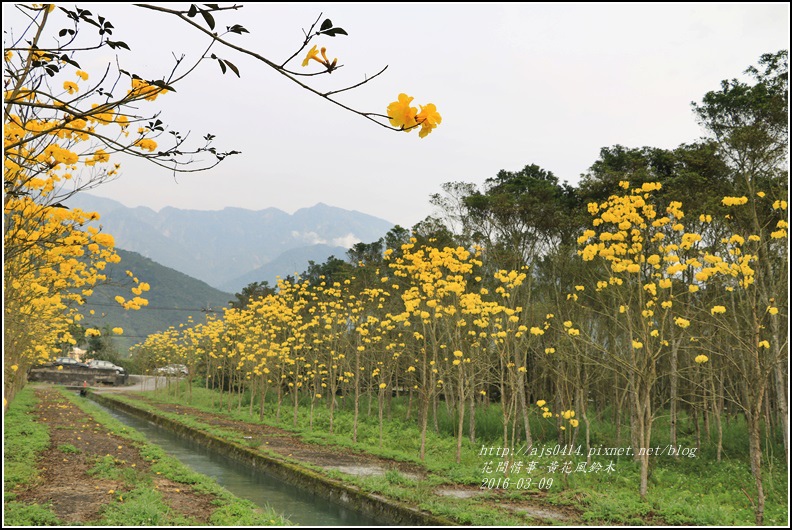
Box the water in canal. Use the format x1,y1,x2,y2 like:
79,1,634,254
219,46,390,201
96,402,384,526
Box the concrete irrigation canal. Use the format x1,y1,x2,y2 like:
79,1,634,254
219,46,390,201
89,392,454,526
90,399,380,526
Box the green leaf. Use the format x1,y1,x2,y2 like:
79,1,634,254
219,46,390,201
227,24,249,35
60,54,81,69
218,59,227,75
187,4,198,17
224,60,240,78
323,28,348,37
200,9,216,30
105,40,130,51
151,80,176,92
320,18,333,31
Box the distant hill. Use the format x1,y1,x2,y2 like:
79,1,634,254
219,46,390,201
80,248,233,353
220,244,348,292
65,194,395,291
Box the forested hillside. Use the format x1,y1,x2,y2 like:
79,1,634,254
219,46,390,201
78,249,232,353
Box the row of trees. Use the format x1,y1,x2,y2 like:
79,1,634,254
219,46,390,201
133,51,787,524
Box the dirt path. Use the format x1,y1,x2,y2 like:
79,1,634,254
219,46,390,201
14,387,219,524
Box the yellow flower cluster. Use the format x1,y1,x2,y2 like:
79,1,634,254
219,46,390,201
301,45,337,71
128,78,167,101
135,138,158,152
387,94,442,138
721,196,748,206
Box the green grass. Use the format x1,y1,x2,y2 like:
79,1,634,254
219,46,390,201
97,486,196,526
4,386,50,499
122,381,789,526
3,387,62,525
57,443,81,454
3,502,62,526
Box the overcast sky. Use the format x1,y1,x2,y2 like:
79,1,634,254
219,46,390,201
4,3,789,229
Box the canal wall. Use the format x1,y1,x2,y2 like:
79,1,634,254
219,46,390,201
29,366,127,386
90,393,455,526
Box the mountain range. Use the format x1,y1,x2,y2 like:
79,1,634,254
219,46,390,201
65,194,395,293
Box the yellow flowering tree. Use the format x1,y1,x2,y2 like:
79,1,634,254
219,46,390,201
4,3,448,410
572,181,724,498
3,2,230,406
692,51,787,524
689,193,788,524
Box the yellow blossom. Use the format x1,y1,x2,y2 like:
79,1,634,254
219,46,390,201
722,196,749,206
301,45,321,67
387,93,418,130
416,103,442,138
135,138,158,152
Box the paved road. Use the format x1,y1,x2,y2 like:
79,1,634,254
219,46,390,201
94,374,176,392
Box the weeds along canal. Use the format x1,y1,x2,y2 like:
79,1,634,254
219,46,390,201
91,400,385,527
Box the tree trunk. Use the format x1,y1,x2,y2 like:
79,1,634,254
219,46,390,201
747,409,765,525
353,354,361,443
419,396,430,461
468,392,477,444
669,340,679,455
774,360,789,463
